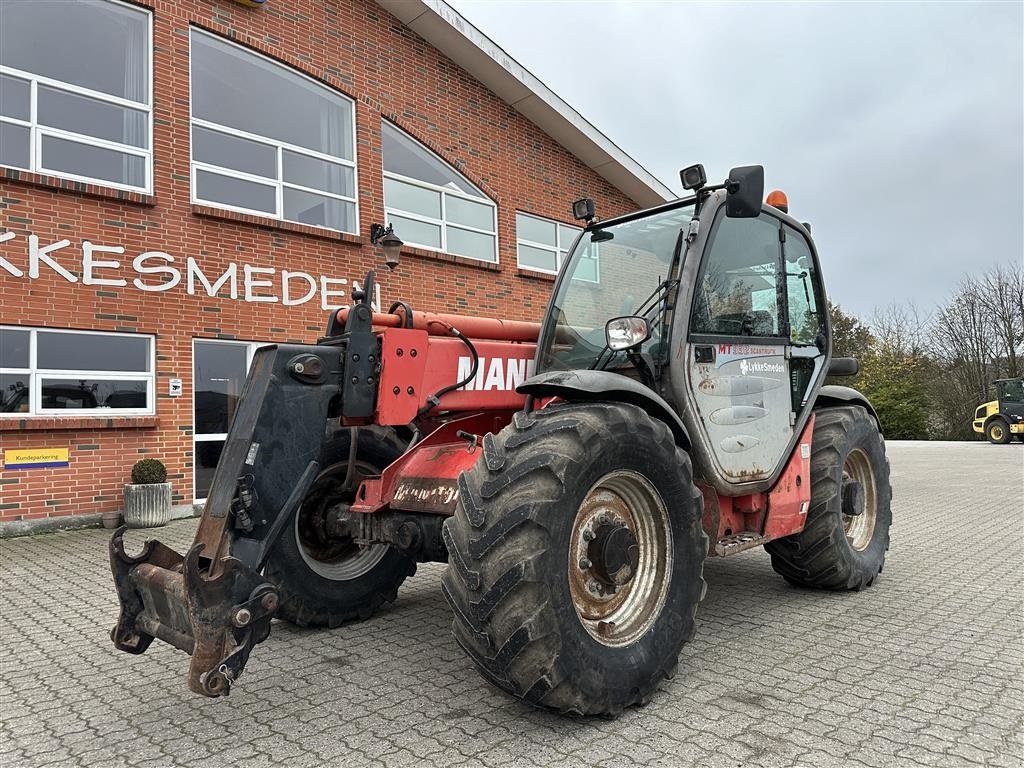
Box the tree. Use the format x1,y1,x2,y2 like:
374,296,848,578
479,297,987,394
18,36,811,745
929,264,1024,439
825,300,871,390
827,300,872,360
827,300,931,439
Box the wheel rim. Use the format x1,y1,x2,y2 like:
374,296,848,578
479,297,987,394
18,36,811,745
990,424,1004,441
568,470,672,648
295,459,388,580
842,448,877,551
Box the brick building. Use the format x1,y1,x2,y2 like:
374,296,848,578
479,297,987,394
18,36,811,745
0,0,671,528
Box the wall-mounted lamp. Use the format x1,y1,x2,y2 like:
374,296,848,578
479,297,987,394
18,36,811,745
370,223,404,270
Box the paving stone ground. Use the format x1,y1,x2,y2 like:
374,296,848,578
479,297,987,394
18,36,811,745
1,440,1022,767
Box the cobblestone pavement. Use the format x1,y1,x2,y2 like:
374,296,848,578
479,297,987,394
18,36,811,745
1,441,1022,768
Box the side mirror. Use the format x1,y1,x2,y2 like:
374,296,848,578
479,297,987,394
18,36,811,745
605,316,651,351
725,165,765,218
828,357,859,377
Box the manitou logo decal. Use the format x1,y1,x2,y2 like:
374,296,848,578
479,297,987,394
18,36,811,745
740,358,785,376
457,357,536,391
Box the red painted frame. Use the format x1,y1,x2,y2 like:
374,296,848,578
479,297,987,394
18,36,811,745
349,318,816,557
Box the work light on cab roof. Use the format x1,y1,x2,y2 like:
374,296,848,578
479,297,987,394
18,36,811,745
572,197,596,224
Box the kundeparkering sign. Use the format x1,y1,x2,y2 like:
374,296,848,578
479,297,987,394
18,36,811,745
0,231,380,309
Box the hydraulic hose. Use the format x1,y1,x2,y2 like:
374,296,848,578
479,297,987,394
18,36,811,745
417,319,479,417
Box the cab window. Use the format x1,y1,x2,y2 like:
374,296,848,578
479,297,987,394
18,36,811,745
691,212,782,337
998,380,1024,402
783,226,823,345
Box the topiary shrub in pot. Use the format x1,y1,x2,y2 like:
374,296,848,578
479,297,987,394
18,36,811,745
123,458,172,528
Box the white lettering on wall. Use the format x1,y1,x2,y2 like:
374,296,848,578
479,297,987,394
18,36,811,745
187,258,238,299
132,252,181,292
0,232,23,277
282,271,317,306
0,231,382,310
243,264,278,303
82,241,127,287
320,276,349,311
28,236,75,282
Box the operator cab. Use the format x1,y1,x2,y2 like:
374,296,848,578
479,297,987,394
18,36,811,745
534,164,831,493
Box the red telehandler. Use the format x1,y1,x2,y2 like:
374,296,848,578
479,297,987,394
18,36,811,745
110,165,891,715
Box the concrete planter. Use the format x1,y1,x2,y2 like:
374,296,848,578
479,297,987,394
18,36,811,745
123,482,172,528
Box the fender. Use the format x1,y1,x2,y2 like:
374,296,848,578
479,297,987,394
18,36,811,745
815,384,881,429
983,412,1013,432
518,369,691,448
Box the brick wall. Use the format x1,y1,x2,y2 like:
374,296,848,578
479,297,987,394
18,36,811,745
0,0,642,523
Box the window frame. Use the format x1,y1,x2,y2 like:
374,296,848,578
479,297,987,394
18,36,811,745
187,28,360,235
688,208,790,344
515,211,591,279
0,326,156,417
0,0,153,193
782,223,826,347
382,123,498,263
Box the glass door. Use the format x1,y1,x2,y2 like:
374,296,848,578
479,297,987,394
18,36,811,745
686,209,794,484
193,339,262,502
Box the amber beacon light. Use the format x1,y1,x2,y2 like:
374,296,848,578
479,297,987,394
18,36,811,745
766,189,789,214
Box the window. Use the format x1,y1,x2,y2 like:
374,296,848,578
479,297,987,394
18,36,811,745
691,212,783,338
783,226,822,346
193,339,265,501
382,122,497,262
189,30,358,234
0,0,152,191
997,379,1024,403
516,212,592,278
0,327,154,416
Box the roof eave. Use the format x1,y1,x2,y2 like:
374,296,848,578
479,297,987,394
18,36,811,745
375,0,674,207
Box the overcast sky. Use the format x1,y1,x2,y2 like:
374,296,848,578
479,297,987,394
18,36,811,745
449,0,1023,318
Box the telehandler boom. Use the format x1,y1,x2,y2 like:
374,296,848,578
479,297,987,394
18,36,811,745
111,165,892,715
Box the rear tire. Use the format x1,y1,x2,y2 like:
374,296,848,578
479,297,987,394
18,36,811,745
442,402,706,716
264,428,415,628
986,418,1011,444
766,406,892,590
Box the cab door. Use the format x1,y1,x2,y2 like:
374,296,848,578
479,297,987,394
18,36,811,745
684,207,826,487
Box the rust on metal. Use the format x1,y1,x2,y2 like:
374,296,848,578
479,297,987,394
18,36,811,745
567,472,672,648
109,528,278,697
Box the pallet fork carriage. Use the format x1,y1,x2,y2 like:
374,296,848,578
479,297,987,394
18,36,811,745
111,164,893,714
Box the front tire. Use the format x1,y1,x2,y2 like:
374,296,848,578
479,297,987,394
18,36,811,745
442,403,706,716
264,428,415,628
766,406,892,590
986,418,1011,444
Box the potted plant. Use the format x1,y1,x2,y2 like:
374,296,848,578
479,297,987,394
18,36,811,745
123,458,172,528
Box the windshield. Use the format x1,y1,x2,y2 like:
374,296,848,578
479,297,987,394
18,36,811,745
996,379,1024,403
538,203,695,372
